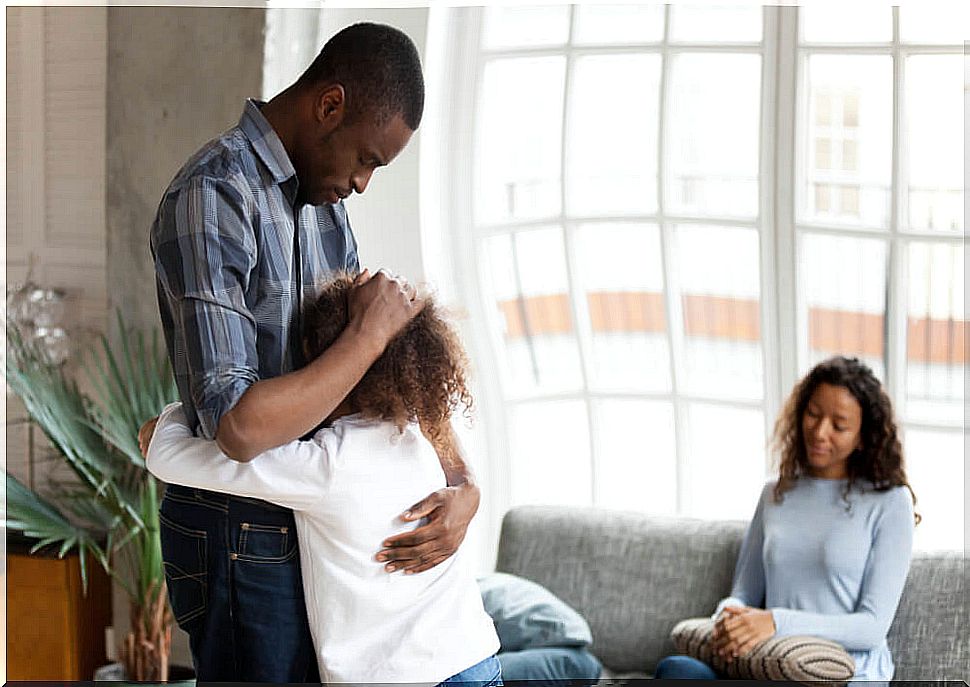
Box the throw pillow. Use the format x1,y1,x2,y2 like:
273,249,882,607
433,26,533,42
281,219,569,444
478,572,593,652
671,617,855,682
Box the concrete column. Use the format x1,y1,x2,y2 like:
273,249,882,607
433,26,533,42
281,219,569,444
105,7,266,332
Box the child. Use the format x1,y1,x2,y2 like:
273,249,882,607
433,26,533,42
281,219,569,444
147,272,500,684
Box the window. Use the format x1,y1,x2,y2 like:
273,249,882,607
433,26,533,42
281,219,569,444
445,5,965,550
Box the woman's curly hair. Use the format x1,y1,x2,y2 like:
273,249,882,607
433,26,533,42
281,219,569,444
772,355,919,523
302,272,473,451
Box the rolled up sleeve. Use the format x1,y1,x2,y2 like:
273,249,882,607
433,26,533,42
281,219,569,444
153,174,259,439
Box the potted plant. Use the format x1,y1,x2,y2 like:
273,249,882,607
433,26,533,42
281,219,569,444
5,313,181,681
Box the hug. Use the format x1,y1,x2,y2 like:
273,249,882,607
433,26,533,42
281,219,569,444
140,18,965,685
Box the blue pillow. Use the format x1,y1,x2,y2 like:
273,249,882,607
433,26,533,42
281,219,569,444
478,572,593,652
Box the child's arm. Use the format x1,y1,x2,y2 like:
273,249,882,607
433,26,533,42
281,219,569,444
146,402,335,511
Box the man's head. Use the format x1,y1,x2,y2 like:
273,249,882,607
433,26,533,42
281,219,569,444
285,23,424,205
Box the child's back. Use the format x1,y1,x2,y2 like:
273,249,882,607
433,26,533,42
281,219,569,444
147,403,499,683
300,414,498,682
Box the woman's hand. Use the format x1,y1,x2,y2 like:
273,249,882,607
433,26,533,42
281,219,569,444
713,606,776,661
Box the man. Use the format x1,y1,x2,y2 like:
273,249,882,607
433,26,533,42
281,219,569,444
149,23,479,681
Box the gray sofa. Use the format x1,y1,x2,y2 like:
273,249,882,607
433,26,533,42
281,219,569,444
495,506,968,681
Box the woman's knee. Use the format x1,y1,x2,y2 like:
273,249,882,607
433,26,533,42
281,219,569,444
654,655,717,680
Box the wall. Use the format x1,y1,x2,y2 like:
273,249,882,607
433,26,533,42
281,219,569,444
106,7,266,332
5,4,109,519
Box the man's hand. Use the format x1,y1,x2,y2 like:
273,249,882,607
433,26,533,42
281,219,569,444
374,481,481,574
348,269,424,351
713,606,776,661
138,415,160,457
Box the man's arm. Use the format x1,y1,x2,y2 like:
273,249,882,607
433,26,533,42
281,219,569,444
375,422,480,574
216,269,423,461
153,174,421,461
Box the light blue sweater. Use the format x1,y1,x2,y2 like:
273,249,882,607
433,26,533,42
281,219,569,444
715,477,914,680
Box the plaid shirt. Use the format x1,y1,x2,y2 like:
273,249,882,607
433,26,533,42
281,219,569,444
151,99,359,439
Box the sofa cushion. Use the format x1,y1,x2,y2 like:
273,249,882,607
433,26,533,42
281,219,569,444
478,572,593,651
887,553,968,680
671,617,855,681
495,505,746,673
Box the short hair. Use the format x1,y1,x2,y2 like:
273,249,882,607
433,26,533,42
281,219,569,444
297,22,424,130
302,272,472,446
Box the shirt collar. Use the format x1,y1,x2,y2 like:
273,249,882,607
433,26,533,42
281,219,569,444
238,98,297,186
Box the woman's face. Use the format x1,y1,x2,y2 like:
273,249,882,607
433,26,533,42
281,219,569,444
801,382,863,479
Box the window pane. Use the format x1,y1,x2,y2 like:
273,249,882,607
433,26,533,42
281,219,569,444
509,400,591,507
906,242,965,425
476,57,565,224
900,5,970,44
799,233,887,381
592,399,676,514
800,6,892,43
675,225,763,400
904,428,964,551
684,403,766,519
665,54,761,218
567,54,661,217
481,5,570,49
799,55,892,228
482,228,583,397
572,4,664,45
905,56,964,233
668,4,762,43
575,223,671,393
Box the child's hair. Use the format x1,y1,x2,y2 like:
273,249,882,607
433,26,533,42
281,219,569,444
302,272,473,445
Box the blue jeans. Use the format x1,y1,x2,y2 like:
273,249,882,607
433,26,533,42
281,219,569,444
159,485,318,682
442,655,503,686
654,655,719,679
499,648,602,686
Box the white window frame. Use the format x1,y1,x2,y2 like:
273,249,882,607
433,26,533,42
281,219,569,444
435,5,965,548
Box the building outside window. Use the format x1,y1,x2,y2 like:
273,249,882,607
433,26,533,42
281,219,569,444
437,4,965,552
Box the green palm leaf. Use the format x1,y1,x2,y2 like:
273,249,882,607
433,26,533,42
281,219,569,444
5,311,178,602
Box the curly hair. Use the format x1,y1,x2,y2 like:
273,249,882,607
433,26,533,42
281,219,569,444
772,355,919,523
301,272,473,451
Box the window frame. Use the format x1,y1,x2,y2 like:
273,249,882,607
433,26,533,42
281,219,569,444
441,4,964,546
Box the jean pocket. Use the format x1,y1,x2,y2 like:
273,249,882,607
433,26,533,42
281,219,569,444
236,522,295,562
158,511,207,627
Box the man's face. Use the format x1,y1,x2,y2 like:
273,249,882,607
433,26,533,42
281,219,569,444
297,111,413,206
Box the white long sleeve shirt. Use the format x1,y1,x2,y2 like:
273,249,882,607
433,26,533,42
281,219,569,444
715,478,914,680
147,402,499,683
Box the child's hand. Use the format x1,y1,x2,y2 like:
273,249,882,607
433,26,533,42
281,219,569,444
138,415,160,457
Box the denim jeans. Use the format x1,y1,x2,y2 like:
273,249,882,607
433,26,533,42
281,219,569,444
159,485,318,682
498,648,602,686
441,655,503,687
653,655,719,679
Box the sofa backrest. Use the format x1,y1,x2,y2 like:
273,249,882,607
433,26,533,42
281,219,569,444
495,505,968,680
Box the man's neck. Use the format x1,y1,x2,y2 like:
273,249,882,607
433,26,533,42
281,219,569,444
260,89,300,156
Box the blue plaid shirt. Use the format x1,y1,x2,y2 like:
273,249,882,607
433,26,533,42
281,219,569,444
151,99,359,439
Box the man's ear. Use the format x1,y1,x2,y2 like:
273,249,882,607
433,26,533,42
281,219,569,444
315,84,346,130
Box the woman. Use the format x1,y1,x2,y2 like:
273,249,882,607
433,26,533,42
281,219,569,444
656,356,918,680
146,273,501,685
